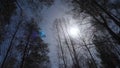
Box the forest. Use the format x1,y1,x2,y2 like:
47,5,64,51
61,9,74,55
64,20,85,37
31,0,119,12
0,0,120,68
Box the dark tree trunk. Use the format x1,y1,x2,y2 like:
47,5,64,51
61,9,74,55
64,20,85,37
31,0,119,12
93,0,120,27
20,31,32,68
0,21,22,68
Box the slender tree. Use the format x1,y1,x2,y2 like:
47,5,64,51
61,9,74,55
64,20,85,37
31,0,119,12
70,0,120,43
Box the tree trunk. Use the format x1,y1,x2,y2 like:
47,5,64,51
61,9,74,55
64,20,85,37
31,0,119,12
0,20,22,68
93,0,120,27
20,31,32,68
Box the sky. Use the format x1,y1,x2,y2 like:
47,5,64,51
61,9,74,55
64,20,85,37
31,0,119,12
40,0,70,68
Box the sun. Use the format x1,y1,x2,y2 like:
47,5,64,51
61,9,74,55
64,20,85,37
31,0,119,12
69,25,80,38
